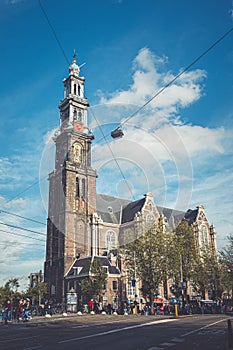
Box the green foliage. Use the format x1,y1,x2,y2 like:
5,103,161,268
124,224,172,305
123,219,221,303
79,259,107,302
25,271,47,305
175,220,199,279
192,250,221,299
0,278,22,307
219,234,233,298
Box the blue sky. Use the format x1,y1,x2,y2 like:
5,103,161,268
0,0,232,289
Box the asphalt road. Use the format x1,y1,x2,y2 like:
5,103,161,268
0,314,232,350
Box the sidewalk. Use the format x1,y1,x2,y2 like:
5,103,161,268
0,312,179,326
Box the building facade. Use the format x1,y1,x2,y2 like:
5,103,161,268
44,56,217,306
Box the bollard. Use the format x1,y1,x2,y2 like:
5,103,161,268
174,304,179,318
227,319,233,349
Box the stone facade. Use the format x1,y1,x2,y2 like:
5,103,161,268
44,56,217,305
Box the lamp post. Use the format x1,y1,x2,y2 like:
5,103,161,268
133,251,139,314
180,254,185,312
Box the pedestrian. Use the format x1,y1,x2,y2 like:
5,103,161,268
4,299,12,324
48,298,54,316
18,299,24,320
88,299,94,313
22,299,31,321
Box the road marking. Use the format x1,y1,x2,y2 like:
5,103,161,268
171,337,184,343
71,319,124,328
181,317,231,338
160,342,175,347
198,329,225,335
58,318,177,344
72,324,89,328
23,346,42,350
0,335,40,344
147,347,164,350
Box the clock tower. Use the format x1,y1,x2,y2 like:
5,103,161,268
44,54,97,302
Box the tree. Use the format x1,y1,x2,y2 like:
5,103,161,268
192,250,222,300
5,278,19,293
26,271,47,306
171,220,199,301
79,259,107,303
0,278,22,308
219,234,233,300
123,224,172,309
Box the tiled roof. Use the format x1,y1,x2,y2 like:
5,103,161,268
96,193,198,228
96,193,131,224
184,209,198,225
156,206,186,229
96,193,146,224
121,197,146,223
66,256,121,278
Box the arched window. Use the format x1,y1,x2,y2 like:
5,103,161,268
78,85,81,96
201,225,208,247
106,230,116,252
82,178,85,199
73,108,77,120
77,109,82,122
74,83,77,95
146,214,155,225
76,177,80,198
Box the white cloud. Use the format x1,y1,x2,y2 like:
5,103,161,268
92,47,232,244
99,48,206,125
5,0,27,5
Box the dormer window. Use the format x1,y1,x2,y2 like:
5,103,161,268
73,267,83,275
102,266,108,274
108,206,113,214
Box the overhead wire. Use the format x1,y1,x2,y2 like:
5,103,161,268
0,222,46,236
0,229,45,243
94,26,233,144
0,242,44,247
88,108,135,199
38,0,70,65
4,174,47,206
3,4,231,240
0,221,89,248
0,209,46,226
37,0,135,200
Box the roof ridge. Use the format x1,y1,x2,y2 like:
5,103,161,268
97,192,133,203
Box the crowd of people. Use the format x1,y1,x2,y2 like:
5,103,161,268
1,298,59,324
1,298,31,324
1,297,232,324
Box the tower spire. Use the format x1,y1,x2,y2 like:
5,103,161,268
73,49,77,62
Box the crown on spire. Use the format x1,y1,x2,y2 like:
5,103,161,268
69,49,80,76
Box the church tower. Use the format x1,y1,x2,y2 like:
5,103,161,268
44,54,97,302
